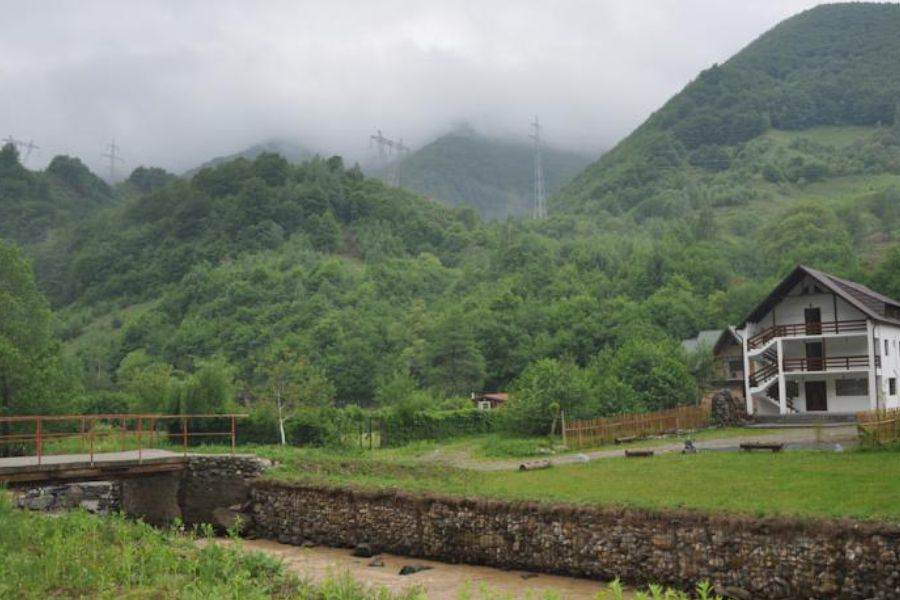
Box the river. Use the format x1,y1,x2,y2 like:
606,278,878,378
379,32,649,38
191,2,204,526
239,539,634,599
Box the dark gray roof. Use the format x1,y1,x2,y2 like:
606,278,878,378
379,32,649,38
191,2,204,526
743,265,900,327
682,329,725,352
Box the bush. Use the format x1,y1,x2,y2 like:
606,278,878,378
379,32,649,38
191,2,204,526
378,408,499,447
505,358,597,435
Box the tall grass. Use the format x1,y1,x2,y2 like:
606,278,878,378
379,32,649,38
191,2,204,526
0,494,421,599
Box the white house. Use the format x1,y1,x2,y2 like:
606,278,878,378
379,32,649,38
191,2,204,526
737,265,900,415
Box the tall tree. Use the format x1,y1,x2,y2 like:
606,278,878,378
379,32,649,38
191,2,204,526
0,240,60,415
258,349,334,445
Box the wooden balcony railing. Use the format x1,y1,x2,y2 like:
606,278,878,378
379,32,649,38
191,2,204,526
748,319,867,350
783,355,879,373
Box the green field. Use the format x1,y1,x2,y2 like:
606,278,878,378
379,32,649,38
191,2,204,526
256,446,900,521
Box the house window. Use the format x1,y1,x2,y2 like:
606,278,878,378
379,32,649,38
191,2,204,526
890,378,897,396
886,339,890,356
835,378,868,396
726,358,742,379
786,381,799,399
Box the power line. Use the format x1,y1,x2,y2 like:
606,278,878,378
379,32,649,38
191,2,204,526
529,116,547,219
101,139,124,182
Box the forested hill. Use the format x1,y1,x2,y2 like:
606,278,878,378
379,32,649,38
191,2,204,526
183,139,315,177
376,128,592,220
557,2,900,217
7,2,900,426
0,144,114,245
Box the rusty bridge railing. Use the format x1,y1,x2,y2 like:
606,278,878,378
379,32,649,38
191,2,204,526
0,413,248,466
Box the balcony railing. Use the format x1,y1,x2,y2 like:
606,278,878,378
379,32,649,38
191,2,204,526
748,319,867,350
783,355,879,373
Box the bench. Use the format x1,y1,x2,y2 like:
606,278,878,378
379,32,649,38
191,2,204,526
624,450,654,458
740,442,784,452
614,435,639,445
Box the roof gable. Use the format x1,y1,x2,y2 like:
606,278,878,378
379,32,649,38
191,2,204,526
742,265,900,326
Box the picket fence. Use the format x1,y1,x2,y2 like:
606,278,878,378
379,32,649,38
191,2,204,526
562,404,710,450
857,408,900,446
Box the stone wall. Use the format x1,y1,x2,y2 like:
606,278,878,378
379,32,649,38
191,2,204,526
15,454,270,530
251,481,900,600
16,481,120,514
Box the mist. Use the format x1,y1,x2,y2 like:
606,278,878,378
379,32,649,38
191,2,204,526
0,0,823,177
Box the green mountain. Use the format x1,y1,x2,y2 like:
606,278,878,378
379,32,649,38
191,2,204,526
183,138,315,177
0,144,114,245
8,3,900,424
378,128,592,220
558,2,900,224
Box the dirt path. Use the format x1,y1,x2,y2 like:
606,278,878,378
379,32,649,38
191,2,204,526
417,426,860,472
236,540,629,599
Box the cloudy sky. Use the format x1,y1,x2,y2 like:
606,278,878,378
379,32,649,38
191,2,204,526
1,0,825,176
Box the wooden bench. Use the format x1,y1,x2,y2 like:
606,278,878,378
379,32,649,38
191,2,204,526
625,450,654,458
614,435,639,445
740,442,784,452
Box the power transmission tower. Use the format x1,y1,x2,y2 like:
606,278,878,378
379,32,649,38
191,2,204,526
21,140,39,164
369,130,410,186
529,117,547,219
102,139,124,182
2,135,38,165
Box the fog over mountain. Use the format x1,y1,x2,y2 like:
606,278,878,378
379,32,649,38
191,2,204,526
2,0,824,176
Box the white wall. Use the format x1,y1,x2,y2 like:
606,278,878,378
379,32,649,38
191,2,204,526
787,374,870,413
875,323,900,409
746,276,865,337
781,336,868,360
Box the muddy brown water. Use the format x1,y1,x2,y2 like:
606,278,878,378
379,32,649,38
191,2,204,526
238,539,636,599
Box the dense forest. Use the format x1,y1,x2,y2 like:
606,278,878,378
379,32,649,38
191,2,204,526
4,3,900,442
371,126,592,220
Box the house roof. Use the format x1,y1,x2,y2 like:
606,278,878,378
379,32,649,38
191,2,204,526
742,265,900,327
681,329,725,352
712,326,742,355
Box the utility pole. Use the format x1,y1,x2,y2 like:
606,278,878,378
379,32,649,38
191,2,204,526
529,116,547,219
102,139,124,182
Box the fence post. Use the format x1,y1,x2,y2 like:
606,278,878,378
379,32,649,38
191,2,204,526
231,415,236,455
561,410,567,447
137,417,143,464
36,417,42,466
181,416,188,457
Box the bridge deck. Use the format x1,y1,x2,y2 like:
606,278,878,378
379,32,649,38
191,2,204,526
0,450,187,484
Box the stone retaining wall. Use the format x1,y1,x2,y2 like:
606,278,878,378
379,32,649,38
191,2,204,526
250,481,900,600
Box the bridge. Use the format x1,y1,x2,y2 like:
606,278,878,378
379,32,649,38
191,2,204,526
0,413,246,485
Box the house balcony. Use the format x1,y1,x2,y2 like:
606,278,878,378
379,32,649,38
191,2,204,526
748,355,879,389
782,355,879,374
747,319,867,351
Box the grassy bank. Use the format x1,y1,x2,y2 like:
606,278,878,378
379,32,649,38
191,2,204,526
259,447,900,521
0,495,419,599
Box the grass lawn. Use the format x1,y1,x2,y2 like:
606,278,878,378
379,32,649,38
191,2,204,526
259,446,900,521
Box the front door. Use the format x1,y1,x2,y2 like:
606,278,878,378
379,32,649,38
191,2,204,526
805,380,828,411
805,307,822,335
806,342,824,371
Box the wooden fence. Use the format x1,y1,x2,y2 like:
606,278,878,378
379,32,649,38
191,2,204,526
857,408,900,446
562,405,711,450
